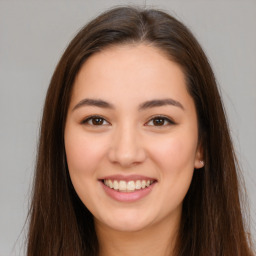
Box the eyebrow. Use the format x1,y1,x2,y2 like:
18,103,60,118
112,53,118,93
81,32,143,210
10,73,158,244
138,98,184,111
72,98,114,111
72,98,184,111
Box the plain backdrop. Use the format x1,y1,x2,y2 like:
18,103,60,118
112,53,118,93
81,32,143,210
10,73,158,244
0,1,255,255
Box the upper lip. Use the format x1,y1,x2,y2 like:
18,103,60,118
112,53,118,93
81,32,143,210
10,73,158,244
99,174,156,182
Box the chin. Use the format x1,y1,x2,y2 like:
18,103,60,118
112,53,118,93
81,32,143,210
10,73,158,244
95,210,155,233
106,220,150,233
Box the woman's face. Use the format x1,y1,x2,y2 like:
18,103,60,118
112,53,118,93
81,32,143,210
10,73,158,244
65,44,203,233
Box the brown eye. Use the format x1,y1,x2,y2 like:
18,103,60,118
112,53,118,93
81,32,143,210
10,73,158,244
152,118,165,126
146,116,174,126
82,116,109,126
91,117,104,125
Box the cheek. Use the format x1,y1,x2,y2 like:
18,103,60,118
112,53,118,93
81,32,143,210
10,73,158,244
65,131,107,177
149,135,197,171
64,130,109,207
148,135,197,210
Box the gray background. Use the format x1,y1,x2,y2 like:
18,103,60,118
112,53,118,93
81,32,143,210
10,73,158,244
0,1,255,255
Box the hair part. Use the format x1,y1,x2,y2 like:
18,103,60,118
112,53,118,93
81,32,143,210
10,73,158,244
27,6,254,256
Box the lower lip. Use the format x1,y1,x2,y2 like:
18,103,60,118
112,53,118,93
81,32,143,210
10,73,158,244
101,182,156,202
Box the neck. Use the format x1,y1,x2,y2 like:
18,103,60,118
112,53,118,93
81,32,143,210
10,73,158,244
95,215,180,256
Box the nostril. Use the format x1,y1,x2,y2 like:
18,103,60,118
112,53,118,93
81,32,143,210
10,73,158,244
107,147,147,167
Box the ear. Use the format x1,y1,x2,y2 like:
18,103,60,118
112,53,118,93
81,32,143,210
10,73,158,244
194,141,204,169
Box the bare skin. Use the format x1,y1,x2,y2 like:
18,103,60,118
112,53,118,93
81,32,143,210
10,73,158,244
65,44,203,256
96,211,180,256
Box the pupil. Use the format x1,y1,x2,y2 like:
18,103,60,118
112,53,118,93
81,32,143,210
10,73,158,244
153,118,164,126
92,118,103,125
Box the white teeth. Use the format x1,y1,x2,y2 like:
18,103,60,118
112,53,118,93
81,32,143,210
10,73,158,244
109,180,113,188
119,181,126,191
135,180,142,189
104,179,153,192
113,180,119,190
127,181,135,191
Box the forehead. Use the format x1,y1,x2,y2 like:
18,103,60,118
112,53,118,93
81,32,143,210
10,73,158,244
70,43,192,109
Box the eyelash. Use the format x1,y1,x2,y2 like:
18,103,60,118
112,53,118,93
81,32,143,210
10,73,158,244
146,116,175,126
81,115,175,127
81,115,110,126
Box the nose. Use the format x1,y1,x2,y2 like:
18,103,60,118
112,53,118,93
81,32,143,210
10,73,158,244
108,124,147,168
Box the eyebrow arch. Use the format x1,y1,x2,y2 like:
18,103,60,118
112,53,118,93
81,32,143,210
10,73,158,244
72,98,184,112
72,98,114,111
139,98,184,110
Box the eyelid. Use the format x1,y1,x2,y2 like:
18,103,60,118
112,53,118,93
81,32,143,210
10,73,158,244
81,115,110,126
145,115,175,126
80,114,175,127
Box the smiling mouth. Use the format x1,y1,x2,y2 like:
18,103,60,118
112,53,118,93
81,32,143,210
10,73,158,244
102,179,156,192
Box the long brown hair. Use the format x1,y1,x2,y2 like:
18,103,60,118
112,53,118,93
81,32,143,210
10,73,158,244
27,6,254,256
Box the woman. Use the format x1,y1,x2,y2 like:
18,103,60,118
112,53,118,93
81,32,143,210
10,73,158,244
26,6,254,256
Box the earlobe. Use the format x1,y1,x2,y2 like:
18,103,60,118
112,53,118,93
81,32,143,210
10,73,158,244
194,158,205,169
194,142,204,169
194,159,205,169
